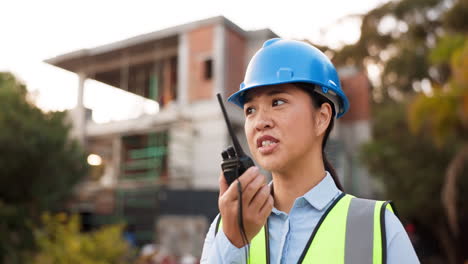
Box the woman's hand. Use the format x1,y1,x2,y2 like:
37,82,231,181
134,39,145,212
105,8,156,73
218,167,274,248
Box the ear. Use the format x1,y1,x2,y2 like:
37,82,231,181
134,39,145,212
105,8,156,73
315,103,332,137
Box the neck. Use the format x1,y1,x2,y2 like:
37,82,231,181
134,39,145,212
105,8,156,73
272,149,326,214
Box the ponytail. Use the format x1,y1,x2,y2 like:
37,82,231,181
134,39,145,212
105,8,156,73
296,83,345,192
324,155,344,191
322,120,345,192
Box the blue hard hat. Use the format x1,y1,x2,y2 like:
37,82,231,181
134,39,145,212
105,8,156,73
227,38,349,118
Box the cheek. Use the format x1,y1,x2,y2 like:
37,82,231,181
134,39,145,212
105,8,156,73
244,121,256,151
283,107,317,145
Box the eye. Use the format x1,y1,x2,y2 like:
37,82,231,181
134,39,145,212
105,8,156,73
272,99,286,107
245,106,256,116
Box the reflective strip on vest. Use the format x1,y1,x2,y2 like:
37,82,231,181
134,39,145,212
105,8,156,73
344,198,378,264
215,194,394,264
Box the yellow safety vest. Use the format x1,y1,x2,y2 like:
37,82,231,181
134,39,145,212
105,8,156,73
216,193,396,264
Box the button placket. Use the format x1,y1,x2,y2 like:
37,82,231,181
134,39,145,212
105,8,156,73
278,217,290,264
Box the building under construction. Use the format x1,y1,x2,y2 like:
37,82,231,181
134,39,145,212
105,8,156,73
45,16,374,258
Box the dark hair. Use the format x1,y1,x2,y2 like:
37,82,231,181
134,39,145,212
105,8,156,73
294,83,345,192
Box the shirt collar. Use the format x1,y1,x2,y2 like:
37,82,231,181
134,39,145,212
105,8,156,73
302,171,341,211
269,171,342,215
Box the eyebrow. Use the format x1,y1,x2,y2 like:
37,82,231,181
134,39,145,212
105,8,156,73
244,89,290,104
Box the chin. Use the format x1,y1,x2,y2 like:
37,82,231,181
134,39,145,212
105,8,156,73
255,154,287,173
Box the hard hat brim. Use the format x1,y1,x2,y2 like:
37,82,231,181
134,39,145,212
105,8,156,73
227,80,349,118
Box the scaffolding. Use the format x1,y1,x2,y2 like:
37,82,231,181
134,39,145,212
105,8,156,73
121,131,168,181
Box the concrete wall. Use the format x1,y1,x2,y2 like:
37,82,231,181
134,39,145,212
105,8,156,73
156,215,208,257
190,111,226,189
338,120,374,198
166,100,227,190
168,120,194,185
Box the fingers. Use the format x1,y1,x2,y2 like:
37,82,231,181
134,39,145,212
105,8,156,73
249,184,271,211
244,187,273,229
217,166,273,246
222,167,260,202
218,171,229,197
237,167,260,190
242,174,267,207
259,195,274,219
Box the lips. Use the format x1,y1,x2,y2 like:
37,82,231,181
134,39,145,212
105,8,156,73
256,135,280,155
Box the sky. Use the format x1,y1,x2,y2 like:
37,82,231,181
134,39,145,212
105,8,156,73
0,0,388,123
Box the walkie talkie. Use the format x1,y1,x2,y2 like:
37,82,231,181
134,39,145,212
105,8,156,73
216,93,255,185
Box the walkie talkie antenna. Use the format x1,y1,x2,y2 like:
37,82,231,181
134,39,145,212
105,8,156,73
216,93,245,156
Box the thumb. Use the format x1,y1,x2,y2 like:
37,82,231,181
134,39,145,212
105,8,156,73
218,171,229,197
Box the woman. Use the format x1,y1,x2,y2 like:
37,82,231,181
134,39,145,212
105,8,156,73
201,38,419,263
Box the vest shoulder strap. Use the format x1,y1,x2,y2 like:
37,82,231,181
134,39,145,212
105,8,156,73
378,200,396,264
300,195,395,264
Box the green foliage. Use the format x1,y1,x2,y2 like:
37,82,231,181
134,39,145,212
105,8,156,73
362,100,468,262
0,201,35,263
0,72,88,208
0,72,88,263
409,34,468,146
332,0,450,97
361,102,456,221
33,213,132,264
340,0,468,260
409,87,465,146
429,34,466,65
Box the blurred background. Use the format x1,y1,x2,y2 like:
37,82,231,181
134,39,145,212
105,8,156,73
0,0,467,263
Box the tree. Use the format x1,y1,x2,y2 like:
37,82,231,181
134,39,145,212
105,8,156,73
332,0,449,99
33,213,132,264
329,0,468,262
361,101,468,263
408,34,468,263
0,72,88,263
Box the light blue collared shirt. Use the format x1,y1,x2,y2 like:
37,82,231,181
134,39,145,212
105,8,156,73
200,172,420,264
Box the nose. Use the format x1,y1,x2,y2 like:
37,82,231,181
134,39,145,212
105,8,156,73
254,109,274,131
